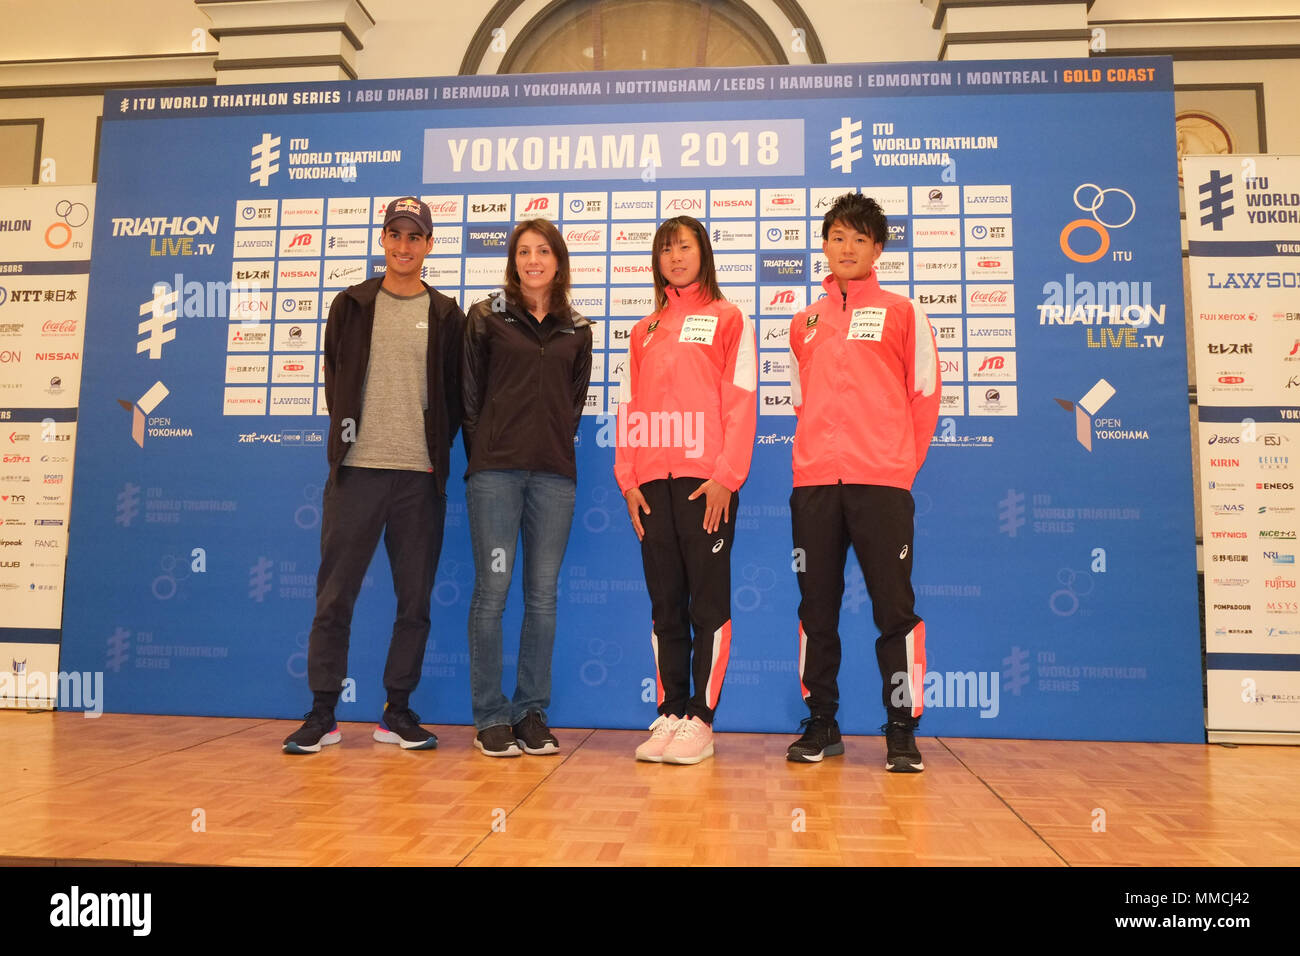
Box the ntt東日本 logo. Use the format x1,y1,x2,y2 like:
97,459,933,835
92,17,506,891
1060,184,1134,263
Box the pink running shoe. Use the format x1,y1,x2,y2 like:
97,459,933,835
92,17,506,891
634,714,682,763
661,716,714,765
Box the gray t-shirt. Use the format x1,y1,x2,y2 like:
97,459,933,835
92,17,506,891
344,287,432,472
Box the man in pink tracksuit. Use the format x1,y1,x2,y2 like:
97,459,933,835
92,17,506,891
785,192,941,772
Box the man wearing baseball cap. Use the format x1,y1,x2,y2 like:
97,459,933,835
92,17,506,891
283,197,467,754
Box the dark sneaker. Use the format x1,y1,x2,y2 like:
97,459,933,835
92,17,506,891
882,720,924,773
513,712,560,755
282,709,341,754
786,714,844,763
372,706,438,750
475,724,522,757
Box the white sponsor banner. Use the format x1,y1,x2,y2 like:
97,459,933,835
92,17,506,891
0,185,94,642
1185,154,1300,739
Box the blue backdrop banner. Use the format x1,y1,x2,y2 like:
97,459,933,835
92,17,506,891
62,58,1202,741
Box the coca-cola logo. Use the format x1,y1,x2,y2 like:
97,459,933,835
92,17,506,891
42,320,78,334
970,290,1009,304
428,201,458,212
566,230,602,242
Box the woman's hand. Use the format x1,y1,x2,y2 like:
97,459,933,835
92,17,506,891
688,479,731,534
625,486,651,541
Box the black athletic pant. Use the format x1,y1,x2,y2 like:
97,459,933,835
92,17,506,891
790,483,926,725
306,466,447,712
638,476,737,724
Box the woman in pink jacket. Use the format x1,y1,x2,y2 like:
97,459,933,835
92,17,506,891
614,216,757,764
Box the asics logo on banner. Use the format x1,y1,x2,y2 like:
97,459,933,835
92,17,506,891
1061,184,1134,263
250,133,281,187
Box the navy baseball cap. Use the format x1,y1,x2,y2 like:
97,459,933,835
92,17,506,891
383,196,433,235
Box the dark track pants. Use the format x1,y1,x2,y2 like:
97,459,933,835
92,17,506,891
790,483,926,724
306,466,446,711
638,477,737,724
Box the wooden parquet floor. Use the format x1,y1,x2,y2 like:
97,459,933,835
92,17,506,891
2,711,1296,867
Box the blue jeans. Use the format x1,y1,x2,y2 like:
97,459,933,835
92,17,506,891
466,469,576,729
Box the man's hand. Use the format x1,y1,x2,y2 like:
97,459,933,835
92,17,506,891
688,479,731,534
625,486,651,541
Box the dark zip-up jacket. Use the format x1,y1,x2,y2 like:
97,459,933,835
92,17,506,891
462,296,593,480
323,276,466,494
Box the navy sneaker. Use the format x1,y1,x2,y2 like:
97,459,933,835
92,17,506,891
786,714,844,763
475,724,522,757
882,720,924,773
373,706,438,750
513,712,559,755
283,709,341,754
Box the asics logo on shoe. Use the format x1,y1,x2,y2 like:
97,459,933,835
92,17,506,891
712,538,724,553
899,544,909,559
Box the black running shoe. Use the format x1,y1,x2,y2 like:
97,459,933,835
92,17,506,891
372,706,438,750
475,724,522,757
513,712,560,755
786,714,844,763
882,720,924,773
282,709,341,754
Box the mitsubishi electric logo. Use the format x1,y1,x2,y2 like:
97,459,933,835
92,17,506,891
1054,379,1114,452
117,381,169,447
250,133,282,187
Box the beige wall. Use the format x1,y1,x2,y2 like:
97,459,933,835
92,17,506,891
3,2,1297,186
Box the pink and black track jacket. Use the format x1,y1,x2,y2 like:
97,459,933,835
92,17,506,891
614,283,757,493
788,272,941,490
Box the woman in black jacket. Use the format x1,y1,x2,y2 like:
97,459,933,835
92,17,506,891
461,218,593,756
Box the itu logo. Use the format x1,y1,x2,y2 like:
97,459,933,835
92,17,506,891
1054,378,1115,452
137,284,178,359
1060,184,1134,263
250,133,281,187
1197,169,1234,230
830,116,863,174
